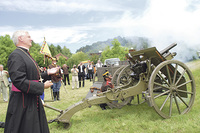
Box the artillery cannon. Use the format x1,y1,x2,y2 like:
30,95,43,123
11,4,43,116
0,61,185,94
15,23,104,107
45,43,195,129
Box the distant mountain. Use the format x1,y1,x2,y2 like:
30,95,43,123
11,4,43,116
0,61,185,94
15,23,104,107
76,36,151,53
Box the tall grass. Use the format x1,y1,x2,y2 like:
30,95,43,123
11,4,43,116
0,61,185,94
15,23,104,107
1,64,200,133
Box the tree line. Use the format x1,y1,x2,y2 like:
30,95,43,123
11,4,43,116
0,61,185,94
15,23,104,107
0,34,150,71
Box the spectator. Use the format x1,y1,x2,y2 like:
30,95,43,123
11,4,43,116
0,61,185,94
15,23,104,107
96,59,103,69
78,62,86,87
87,62,94,82
93,65,96,75
71,65,79,89
62,64,70,85
95,60,103,76
49,59,62,101
8,77,12,97
0,64,9,102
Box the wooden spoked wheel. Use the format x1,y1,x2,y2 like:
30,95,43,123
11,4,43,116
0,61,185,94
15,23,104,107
107,65,133,108
149,60,195,118
116,65,133,86
116,65,145,105
112,65,126,86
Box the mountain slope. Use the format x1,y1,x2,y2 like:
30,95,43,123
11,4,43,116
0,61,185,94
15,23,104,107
76,36,151,53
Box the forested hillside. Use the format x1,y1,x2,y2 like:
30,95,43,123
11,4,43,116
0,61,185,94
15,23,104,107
76,36,151,53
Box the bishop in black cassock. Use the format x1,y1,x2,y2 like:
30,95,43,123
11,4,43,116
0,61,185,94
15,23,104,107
4,31,57,133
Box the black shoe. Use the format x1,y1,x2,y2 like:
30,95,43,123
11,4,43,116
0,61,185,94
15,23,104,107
57,92,60,101
0,122,5,128
53,92,57,101
101,107,107,110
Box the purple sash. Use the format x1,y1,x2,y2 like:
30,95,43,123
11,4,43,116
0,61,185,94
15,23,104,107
12,80,39,92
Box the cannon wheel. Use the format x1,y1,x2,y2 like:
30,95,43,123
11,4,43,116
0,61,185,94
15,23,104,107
106,65,133,108
116,65,132,86
149,60,195,118
112,65,126,86
116,65,145,105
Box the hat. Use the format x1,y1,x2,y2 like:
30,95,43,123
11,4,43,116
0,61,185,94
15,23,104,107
103,70,110,78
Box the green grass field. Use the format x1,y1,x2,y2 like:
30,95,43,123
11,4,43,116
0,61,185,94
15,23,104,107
1,61,200,133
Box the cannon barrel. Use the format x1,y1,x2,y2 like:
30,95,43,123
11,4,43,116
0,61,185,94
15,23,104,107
126,43,177,64
160,43,177,55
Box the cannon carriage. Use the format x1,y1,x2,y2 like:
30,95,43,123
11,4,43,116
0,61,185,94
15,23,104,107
45,43,195,129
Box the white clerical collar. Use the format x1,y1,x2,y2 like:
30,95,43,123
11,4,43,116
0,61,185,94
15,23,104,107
18,46,29,51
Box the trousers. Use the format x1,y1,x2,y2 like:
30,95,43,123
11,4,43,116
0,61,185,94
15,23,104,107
0,81,8,101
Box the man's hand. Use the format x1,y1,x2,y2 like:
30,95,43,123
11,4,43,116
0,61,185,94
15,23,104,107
47,67,60,75
44,80,53,89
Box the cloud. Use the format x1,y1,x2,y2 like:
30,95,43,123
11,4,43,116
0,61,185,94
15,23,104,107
0,0,137,13
1,0,200,57
107,0,200,50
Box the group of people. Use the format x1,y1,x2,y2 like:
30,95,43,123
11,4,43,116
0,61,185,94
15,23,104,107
69,62,88,90
0,30,111,132
70,60,102,89
37,57,104,92
39,60,71,101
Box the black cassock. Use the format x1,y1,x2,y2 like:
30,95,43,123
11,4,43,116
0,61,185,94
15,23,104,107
4,47,50,133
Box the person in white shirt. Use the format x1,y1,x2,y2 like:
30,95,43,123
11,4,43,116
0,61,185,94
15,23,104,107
87,62,94,82
0,64,9,102
71,65,79,89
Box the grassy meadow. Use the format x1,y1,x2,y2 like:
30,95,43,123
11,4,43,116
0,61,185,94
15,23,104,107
1,60,200,133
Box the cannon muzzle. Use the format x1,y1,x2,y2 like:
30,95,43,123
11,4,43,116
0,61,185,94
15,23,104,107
160,43,177,55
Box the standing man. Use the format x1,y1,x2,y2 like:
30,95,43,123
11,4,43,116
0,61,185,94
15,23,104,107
5,30,59,133
95,60,103,76
0,64,9,102
49,59,62,101
62,64,70,85
87,62,94,82
71,65,79,89
78,62,86,87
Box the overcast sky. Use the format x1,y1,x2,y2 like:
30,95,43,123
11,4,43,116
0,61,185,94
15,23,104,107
0,0,200,55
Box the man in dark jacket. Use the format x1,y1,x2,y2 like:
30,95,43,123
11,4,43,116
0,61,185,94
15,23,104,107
62,64,70,85
78,62,86,87
4,30,59,133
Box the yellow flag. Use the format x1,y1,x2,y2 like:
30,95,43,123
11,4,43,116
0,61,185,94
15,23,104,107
40,37,56,64
40,37,52,58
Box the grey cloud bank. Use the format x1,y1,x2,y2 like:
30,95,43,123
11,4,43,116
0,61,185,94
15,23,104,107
0,0,200,58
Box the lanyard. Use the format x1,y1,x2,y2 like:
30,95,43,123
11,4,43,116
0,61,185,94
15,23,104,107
17,48,41,80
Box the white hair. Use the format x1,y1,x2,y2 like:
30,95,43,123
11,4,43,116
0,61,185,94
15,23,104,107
0,64,3,67
12,30,28,45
